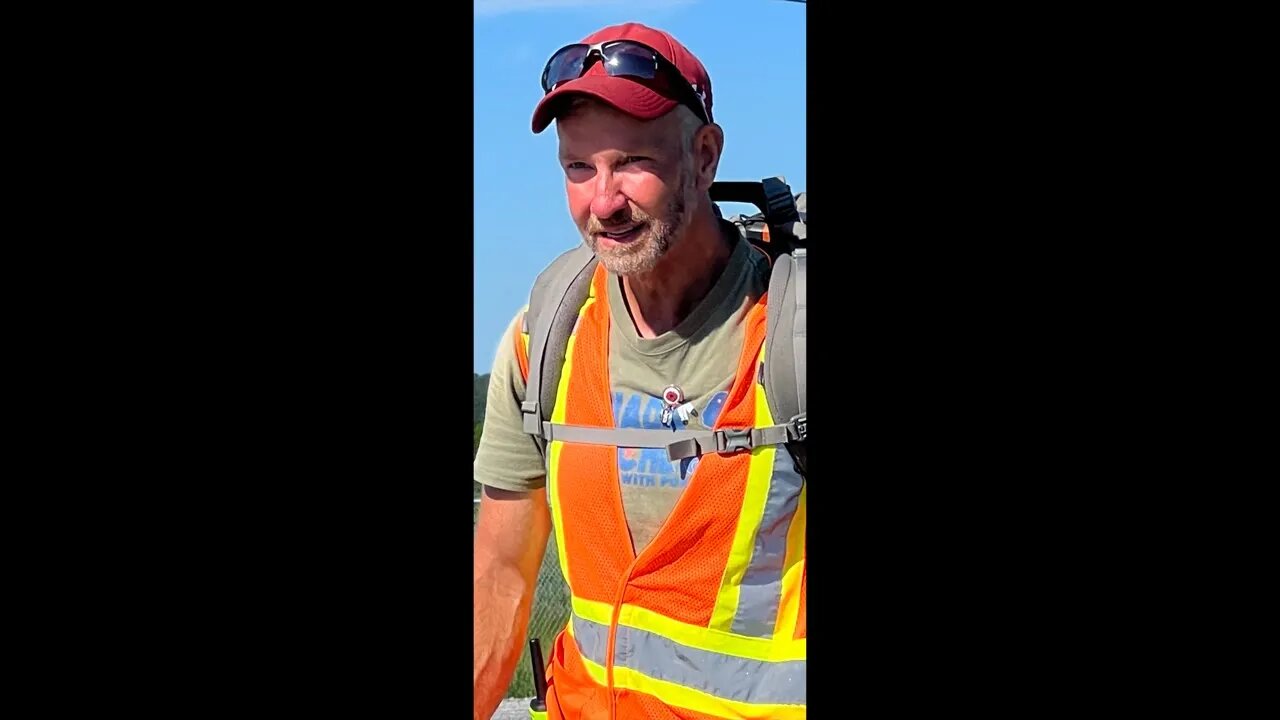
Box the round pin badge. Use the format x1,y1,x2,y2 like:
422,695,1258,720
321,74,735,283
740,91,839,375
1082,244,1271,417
662,385,684,406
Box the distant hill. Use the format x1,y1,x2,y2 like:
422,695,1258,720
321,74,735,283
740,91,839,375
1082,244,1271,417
474,373,490,425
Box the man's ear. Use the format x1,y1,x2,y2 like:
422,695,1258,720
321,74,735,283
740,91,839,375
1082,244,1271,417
694,123,724,192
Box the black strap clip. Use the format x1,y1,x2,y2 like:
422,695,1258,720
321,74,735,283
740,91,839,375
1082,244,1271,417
790,414,807,442
717,428,754,454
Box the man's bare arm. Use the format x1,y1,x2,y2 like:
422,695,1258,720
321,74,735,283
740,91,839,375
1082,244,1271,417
473,484,551,720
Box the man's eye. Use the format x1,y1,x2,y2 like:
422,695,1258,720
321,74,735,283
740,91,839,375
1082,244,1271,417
620,156,650,165
565,161,589,170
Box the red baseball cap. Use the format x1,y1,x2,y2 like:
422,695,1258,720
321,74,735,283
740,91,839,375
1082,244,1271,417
531,22,713,134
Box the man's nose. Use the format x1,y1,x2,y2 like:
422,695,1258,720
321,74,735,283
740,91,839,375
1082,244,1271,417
590,172,628,220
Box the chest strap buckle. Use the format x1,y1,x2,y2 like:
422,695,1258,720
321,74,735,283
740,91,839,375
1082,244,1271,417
717,428,754,453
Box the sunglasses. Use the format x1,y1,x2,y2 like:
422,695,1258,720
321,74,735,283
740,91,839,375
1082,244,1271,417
540,39,710,125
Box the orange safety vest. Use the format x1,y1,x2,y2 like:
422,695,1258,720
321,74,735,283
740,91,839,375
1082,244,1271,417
515,265,807,720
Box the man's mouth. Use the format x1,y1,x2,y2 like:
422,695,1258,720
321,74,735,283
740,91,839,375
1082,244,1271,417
596,223,645,244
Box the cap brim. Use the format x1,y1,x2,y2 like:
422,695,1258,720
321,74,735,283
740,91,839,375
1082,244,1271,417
531,74,680,133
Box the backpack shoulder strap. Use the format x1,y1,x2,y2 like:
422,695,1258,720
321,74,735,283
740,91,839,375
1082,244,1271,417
763,247,807,470
712,176,807,476
662,243,807,473
762,216,807,476
520,243,598,460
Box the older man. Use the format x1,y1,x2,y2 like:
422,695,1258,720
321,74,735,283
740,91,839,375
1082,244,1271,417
474,22,807,720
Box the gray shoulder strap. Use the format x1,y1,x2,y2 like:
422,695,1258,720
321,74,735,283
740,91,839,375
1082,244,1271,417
521,243,598,458
763,245,807,470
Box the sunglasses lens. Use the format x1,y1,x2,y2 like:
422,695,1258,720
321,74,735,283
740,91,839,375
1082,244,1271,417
544,45,589,91
541,42,703,122
601,42,660,81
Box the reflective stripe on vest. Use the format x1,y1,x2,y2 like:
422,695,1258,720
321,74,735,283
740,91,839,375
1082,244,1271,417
543,264,806,720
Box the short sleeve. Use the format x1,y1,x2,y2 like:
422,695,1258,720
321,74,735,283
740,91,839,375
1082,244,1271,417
473,308,547,491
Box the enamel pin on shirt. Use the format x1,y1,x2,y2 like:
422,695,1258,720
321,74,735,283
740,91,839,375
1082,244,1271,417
661,384,697,428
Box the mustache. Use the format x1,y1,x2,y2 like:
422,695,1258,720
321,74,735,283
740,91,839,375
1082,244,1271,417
585,206,653,235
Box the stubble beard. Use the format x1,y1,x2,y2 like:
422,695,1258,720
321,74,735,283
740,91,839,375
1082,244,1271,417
581,163,698,277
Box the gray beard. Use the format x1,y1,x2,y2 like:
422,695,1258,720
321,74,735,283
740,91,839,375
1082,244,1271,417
582,167,695,276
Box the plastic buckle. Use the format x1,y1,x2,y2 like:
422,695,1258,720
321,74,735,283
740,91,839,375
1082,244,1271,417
761,177,799,225
790,414,807,442
718,428,753,454
521,401,542,435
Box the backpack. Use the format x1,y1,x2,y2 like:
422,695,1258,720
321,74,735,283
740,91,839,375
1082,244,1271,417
518,176,807,476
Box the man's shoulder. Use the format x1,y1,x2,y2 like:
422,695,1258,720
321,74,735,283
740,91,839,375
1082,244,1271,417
525,242,598,324
533,242,596,283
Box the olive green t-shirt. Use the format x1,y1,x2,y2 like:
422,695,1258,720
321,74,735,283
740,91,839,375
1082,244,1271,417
474,225,769,554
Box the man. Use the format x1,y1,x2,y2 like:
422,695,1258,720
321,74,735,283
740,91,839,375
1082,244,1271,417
474,21,806,720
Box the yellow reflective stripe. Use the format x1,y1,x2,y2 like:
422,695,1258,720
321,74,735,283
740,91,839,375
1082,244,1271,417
614,623,805,705
577,644,610,687
574,605,804,705
564,619,610,687
571,595,615,627
547,438,570,584
554,280,806,715
612,666,805,720
710,344,775,632
571,604,805,716
568,614,611,670
774,483,806,642
617,602,804,663
547,290,597,587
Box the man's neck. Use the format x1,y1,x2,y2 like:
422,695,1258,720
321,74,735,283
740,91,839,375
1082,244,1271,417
621,211,732,338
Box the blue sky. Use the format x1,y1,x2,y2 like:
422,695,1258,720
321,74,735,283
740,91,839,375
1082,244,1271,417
474,0,806,373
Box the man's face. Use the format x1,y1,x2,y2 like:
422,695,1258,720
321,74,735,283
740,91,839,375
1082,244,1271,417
556,101,697,276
